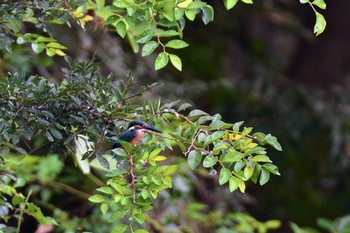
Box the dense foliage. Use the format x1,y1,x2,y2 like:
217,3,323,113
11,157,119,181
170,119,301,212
2,0,350,233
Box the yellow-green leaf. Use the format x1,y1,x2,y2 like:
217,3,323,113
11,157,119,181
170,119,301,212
169,54,182,71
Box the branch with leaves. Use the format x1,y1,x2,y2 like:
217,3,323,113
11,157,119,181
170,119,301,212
0,0,327,71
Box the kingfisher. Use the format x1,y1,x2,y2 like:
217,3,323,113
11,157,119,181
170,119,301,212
113,120,162,149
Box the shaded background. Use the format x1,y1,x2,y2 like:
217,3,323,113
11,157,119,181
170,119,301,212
1,0,350,231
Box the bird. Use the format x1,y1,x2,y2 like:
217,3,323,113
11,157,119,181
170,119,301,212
112,120,162,149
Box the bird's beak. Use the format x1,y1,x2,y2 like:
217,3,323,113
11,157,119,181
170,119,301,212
144,125,162,133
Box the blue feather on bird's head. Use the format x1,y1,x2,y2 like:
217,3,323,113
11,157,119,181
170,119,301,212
127,120,162,133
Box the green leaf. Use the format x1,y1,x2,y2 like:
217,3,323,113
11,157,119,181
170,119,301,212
224,0,238,10
100,203,109,215
312,0,326,9
127,32,139,53
314,12,326,36
112,224,128,233
96,0,105,9
241,127,253,136
185,9,196,21
31,42,45,54
105,15,120,25
222,151,244,162
263,163,281,176
265,135,282,151
188,150,202,170
89,194,106,203
163,165,178,176
135,213,146,224
169,54,182,71
219,168,230,185
157,29,180,37
203,155,218,168
243,166,254,179
49,128,63,140
136,29,154,44
46,42,67,49
97,186,115,194
188,109,208,117
142,41,159,57
26,203,58,225
241,0,253,4
116,20,127,38
201,5,214,25
46,47,56,57
165,39,189,49
229,176,239,192
251,155,272,163
299,0,309,3
238,179,246,193
135,229,149,233
155,52,169,70
178,103,192,112
259,168,270,185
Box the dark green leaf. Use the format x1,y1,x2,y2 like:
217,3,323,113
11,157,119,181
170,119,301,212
136,29,154,44
142,41,159,57
201,5,214,25
259,168,270,185
188,150,202,170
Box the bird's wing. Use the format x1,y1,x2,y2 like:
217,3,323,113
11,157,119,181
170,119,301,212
113,130,136,148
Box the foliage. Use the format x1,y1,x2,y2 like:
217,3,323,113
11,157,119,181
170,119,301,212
0,0,326,71
0,0,342,233
0,59,282,232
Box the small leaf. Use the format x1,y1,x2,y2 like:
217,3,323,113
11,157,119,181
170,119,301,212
188,150,202,170
105,15,120,25
241,0,253,4
243,166,254,179
155,52,169,70
142,41,159,57
312,0,326,9
31,42,45,54
201,5,214,25
169,54,182,71
259,168,270,185
224,0,238,10
135,229,149,233
89,194,106,203
314,12,326,36
203,155,218,168
229,176,239,192
188,109,208,117
100,203,109,215
251,155,272,163
219,168,230,185
136,29,154,44
265,135,282,151
299,0,308,3
238,179,246,192
222,151,243,162
46,48,56,57
49,128,63,140
165,39,189,49
112,224,128,233
185,9,196,21
116,20,127,38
